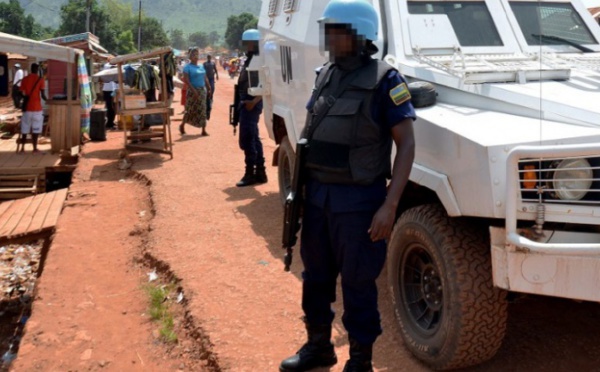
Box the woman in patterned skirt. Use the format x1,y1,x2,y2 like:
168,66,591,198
181,47,211,136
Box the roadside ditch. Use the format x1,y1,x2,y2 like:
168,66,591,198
130,171,222,372
0,169,222,371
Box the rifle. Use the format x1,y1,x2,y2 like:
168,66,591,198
229,84,240,135
282,138,308,271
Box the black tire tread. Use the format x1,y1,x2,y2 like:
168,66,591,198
388,204,507,370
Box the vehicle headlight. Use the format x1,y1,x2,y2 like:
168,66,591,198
552,158,593,200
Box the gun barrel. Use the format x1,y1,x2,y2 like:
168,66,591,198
284,247,293,271
280,140,308,271
230,84,240,126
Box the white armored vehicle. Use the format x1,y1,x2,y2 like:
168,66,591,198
250,0,600,369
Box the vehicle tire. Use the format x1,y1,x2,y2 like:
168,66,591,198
408,81,436,108
387,204,507,370
277,136,295,206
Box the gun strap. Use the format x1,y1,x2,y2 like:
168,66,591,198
31,76,43,94
23,76,42,98
306,63,366,140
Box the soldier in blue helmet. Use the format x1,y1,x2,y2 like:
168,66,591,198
235,28,268,187
279,0,416,371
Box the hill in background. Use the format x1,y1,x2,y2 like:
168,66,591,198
7,0,261,39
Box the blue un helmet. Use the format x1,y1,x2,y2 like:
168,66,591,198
242,29,260,41
319,0,379,41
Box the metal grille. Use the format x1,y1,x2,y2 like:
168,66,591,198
268,0,279,16
518,156,600,205
283,0,296,13
543,53,600,72
414,52,571,83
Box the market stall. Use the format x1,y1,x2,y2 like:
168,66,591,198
0,32,88,154
110,47,174,159
44,32,112,100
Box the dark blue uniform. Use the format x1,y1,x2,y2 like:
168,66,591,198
237,58,265,169
301,69,416,345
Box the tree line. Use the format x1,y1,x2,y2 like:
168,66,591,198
0,0,257,55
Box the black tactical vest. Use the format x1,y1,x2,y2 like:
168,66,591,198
237,56,254,101
305,59,394,185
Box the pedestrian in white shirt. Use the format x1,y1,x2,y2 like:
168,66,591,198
12,63,24,109
101,63,117,130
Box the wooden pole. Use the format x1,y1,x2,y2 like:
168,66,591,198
160,53,168,152
86,0,91,33
117,62,126,148
66,58,73,150
137,0,142,51
160,54,167,105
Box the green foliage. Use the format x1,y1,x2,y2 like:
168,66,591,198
224,12,258,49
159,315,177,343
143,283,178,345
15,0,262,44
57,0,120,52
101,0,134,30
0,0,24,35
56,0,168,53
169,29,186,50
188,31,209,49
116,29,136,54
0,0,51,39
134,17,169,51
208,31,220,46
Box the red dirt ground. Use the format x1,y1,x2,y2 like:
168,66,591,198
8,71,600,372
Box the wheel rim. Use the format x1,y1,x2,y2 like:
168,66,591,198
400,244,443,335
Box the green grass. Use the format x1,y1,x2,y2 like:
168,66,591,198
144,283,178,344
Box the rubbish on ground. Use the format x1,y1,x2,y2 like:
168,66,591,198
147,270,158,282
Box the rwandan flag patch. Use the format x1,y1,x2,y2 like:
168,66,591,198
389,83,411,106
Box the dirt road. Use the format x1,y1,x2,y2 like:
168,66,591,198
12,73,600,371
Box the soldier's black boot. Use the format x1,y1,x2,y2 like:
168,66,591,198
342,338,373,372
236,166,257,187
255,164,268,184
279,323,337,372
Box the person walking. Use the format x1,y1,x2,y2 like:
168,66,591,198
179,51,190,115
279,1,416,371
235,29,267,187
101,63,117,130
12,63,24,109
180,47,211,136
19,63,47,153
203,55,219,121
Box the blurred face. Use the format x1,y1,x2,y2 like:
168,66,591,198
242,40,259,54
189,50,199,63
321,24,362,58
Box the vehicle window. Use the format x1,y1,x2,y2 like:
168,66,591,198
407,1,503,46
510,2,597,45
268,0,279,16
283,0,297,13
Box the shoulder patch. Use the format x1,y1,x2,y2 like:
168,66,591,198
389,83,411,106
